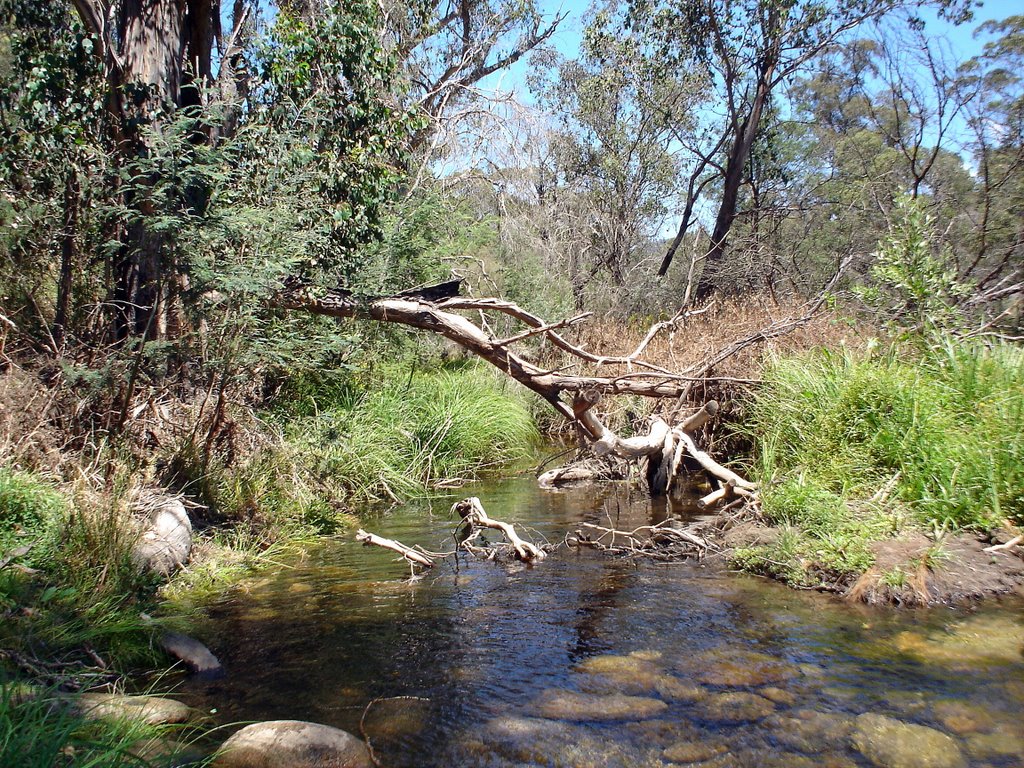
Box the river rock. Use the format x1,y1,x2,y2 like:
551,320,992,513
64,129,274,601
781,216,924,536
663,739,729,763
576,653,704,701
851,713,966,768
215,721,372,768
475,715,653,767
534,690,668,721
160,631,222,678
687,648,799,688
132,495,192,577
766,709,855,753
71,693,195,725
697,692,776,724
964,722,1024,760
759,687,797,706
931,700,996,735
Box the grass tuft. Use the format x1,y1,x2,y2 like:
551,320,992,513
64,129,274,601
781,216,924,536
734,336,1024,585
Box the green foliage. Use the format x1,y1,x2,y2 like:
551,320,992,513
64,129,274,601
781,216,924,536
0,681,194,768
284,364,538,504
857,197,970,331
738,337,1024,584
0,468,64,552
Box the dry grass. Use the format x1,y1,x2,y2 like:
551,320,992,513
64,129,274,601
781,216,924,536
524,295,877,436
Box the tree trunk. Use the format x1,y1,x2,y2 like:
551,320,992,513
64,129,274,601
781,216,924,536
54,172,79,348
694,66,774,301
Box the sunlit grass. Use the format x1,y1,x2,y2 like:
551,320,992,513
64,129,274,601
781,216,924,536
733,335,1024,585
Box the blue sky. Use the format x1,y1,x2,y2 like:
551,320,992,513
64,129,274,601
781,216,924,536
481,0,1022,102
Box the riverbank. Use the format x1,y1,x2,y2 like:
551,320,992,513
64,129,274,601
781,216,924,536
720,335,1024,605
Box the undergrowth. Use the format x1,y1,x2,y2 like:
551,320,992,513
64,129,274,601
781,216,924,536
0,680,202,768
278,362,539,504
733,336,1024,586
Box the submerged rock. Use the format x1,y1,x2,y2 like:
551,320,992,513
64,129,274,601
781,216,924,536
697,692,776,724
930,700,996,735
576,653,704,701
71,693,195,725
686,648,800,688
964,722,1024,760
360,696,431,741
472,715,656,767
533,690,668,721
766,709,855,753
662,739,729,763
759,687,797,706
215,721,372,768
851,713,966,768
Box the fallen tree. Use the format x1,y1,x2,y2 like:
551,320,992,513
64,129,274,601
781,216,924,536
273,277,843,500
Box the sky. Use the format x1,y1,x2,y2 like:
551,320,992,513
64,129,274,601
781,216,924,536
481,0,1022,103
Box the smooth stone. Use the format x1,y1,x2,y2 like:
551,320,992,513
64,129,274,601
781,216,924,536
698,692,775,724
215,721,372,768
161,631,223,678
766,709,855,753
688,649,799,688
132,497,192,577
534,690,668,721
71,693,195,725
663,739,729,763
852,713,966,768
931,700,996,735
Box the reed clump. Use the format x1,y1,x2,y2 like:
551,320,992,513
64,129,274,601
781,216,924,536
733,336,1024,585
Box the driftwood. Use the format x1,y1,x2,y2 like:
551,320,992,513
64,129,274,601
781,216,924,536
356,530,435,569
453,496,546,561
566,520,716,561
355,498,547,573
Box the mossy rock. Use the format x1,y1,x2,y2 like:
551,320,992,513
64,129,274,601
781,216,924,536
851,713,966,768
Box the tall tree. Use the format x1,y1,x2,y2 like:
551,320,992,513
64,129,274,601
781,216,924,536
631,0,975,298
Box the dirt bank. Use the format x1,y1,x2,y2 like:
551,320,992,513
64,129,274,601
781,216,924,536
719,519,1024,606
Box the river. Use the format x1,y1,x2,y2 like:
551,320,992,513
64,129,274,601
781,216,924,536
176,476,1024,767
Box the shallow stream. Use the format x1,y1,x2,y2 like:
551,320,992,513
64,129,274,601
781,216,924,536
177,477,1024,767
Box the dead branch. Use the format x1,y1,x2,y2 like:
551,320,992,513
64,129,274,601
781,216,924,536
673,430,756,490
356,530,435,568
983,535,1022,553
566,520,715,561
453,496,545,561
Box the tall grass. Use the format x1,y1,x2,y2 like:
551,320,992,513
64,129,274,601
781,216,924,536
0,681,196,768
285,363,539,504
734,336,1024,584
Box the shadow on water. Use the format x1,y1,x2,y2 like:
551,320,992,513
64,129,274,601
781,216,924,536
174,476,1024,767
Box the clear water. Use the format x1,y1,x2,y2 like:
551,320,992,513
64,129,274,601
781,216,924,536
176,476,1024,767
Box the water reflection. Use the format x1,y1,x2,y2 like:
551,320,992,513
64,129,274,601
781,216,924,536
176,476,1024,767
